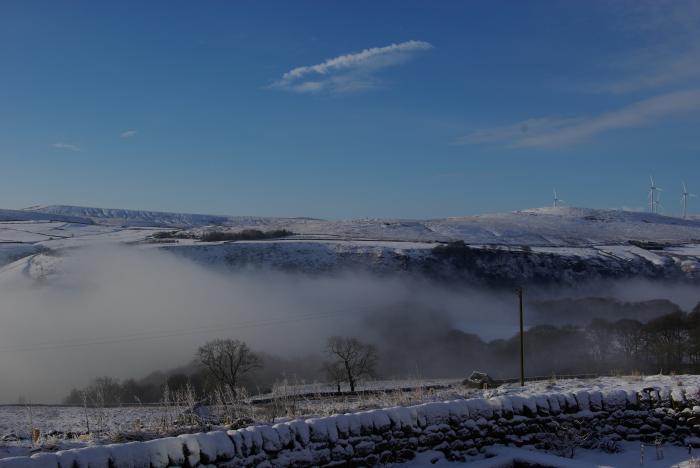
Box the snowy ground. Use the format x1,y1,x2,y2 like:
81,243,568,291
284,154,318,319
14,204,700,246
0,405,177,459
484,374,700,399
3,205,700,285
3,375,700,463
405,443,700,467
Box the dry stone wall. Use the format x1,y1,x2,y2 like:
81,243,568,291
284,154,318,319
4,386,700,467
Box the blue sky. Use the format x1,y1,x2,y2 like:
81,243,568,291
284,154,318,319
1,0,699,219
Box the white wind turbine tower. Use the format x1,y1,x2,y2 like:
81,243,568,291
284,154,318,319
552,189,564,208
649,176,662,214
681,181,696,219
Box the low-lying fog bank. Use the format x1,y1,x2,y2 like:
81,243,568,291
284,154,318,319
1,245,699,403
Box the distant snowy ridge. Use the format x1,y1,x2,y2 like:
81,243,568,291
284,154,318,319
0,209,92,225
4,204,700,284
23,205,700,246
23,205,234,228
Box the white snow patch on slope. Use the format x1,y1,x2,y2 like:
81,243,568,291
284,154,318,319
27,205,700,246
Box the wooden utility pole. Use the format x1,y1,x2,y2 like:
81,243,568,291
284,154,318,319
517,287,525,386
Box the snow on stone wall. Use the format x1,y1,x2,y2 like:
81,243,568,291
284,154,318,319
2,387,700,467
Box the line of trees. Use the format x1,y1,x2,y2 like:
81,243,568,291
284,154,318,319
64,335,378,404
151,229,293,242
64,303,700,405
586,307,700,373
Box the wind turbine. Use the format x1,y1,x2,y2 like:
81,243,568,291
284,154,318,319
649,176,663,214
681,181,696,219
552,189,564,208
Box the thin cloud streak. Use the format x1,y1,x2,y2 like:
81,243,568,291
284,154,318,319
455,117,583,145
602,49,700,95
460,89,700,148
120,130,138,138
597,1,700,94
52,143,82,152
270,40,432,94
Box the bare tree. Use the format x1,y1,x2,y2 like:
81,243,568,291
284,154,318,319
321,360,346,393
197,339,262,395
326,336,378,392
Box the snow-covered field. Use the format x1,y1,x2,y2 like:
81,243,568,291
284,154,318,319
21,204,700,246
3,204,700,284
4,375,700,466
0,404,189,460
404,443,700,467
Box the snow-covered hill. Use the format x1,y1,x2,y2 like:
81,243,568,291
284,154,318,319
4,205,700,284
0,208,92,224
25,205,700,245
24,205,316,229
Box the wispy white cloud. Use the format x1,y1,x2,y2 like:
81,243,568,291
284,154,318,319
597,1,700,94
459,89,700,148
120,129,138,138
455,2,700,150
52,142,82,152
602,49,700,95
270,40,432,94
